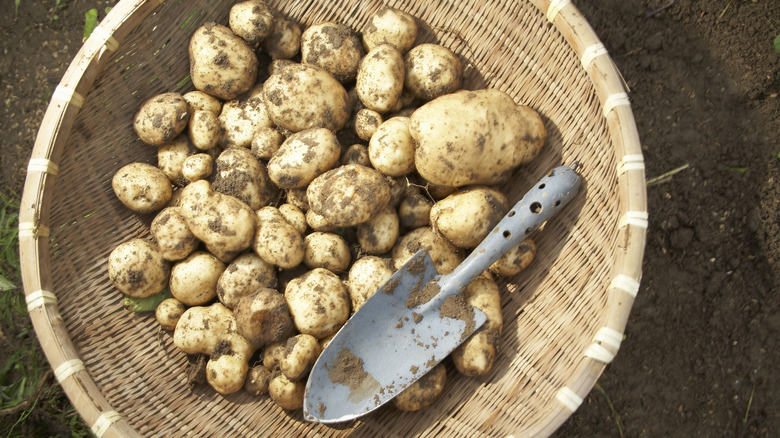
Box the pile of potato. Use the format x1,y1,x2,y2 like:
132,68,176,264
107,1,544,413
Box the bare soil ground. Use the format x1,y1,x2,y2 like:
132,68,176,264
1,0,778,436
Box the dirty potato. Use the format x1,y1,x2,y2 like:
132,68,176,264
452,276,503,377
361,5,418,54
368,116,415,176
430,187,509,248
356,44,405,113
253,206,305,269
150,206,199,261
306,164,391,227
489,238,537,277
303,231,351,274
267,128,341,189
189,22,258,100
217,253,277,308
157,136,196,186
211,147,276,210
234,287,295,347
251,127,285,160
133,93,190,146
392,363,447,411
404,44,461,101
108,238,170,298
284,268,350,339
347,256,393,311
356,206,399,255
170,251,227,306
229,0,274,49
218,86,274,148
354,108,383,141
301,22,364,83
155,297,188,331
263,17,302,60
112,162,172,214
280,334,321,380
181,153,214,182
392,227,464,274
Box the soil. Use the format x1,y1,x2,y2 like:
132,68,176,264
1,0,778,437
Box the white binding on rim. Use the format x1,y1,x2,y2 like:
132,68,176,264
585,343,615,363
585,327,624,363
609,274,640,298
618,211,648,229
581,43,608,70
54,359,86,384
546,0,570,22
617,154,645,176
27,158,59,176
556,386,583,412
91,26,119,52
602,92,630,117
25,290,58,311
91,411,122,438
52,85,85,108
18,222,50,238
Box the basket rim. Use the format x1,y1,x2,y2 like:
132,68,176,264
18,0,647,437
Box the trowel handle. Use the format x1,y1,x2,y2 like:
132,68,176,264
440,163,582,290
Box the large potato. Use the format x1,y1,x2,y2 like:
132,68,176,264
306,164,391,227
430,187,509,248
356,44,405,113
267,128,341,189
263,63,350,132
301,22,364,83
112,162,172,214
133,93,190,147
211,147,276,210
234,288,295,347
107,239,170,298
189,23,258,100
410,89,546,187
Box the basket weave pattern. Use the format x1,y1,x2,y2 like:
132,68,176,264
20,0,646,436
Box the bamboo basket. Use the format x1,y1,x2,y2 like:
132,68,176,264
19,0,646,436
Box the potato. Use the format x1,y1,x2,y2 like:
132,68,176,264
392,227,464,274
356,206,399,255
251,127,285,160
347,256,393,311
354,108,383,141
155,297,187,331
150,206,198,261
263,17,302,60
452,276,503,377
178,180,257,263
211,147,276,210
269,372,306,410
229,0,274,48
253,206,305,269
306,164,391,227
340,144,371,167
218,86,274,148
301,22,364,83
181,153,214,182
217,253,277,308
268,58,297,75
303,232,351,274
361,6,418,54
356,44,405,113
263,63,350,132
404,44,461,101
387,175,409,208
234,288,295,347
410,89,546,187
183,90,222,114
280,334,321,381
267,128,341,189
368,116,415,176
170,251,226,306
263,340,287,370
244,364,272,396
112,162,172,214
157,136,196,186
398,186,432,228
133,93,190,146
392,363,446,411
489,238,536,277
188,110,220,151
285,188,309,212
284,268,350,338
430,187,509,248
305,209,335,232
189,22,258,100
278,203,307,235
107,238,170,298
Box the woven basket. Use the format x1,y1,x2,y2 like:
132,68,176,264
19,0,646,436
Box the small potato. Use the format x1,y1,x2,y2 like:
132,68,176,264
340,144,371,167
150,206,198,261
284,268,350,338
218,86,274,148
392,227,464,274
263,63,350,132
183,90,222,114
179,180,257,263
303,232,351,274
189,110,220,151
189,23,258,100
158,136,196,186
404,44,461,101
133,93,190,146
263,17,302,60
285,188,309,212
347,256,393,311
430,187,509,248
392,363,446,411
253,206,305,269
280,334,321,381
112,162,172,214
156,297,188,331
452,276,503,377
306,164,391,227
170,251,227,306
354,108,383,141
278,203,307,235
368,116,415,176
251,127,285,160
267,128,341,189
398,187,432,228
263,340,287,370
229,0,274,48
234,288,295,347
268,372,305,410
356,206,399,255
108,239,170,298
305,209,335,232
301,22,364,83
361,6,418,54
212,147,277,210
489,238,536,277
387,175,409,208
181,153,214,182
244,364,272,396
217,253,277,308
356,44,405,113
